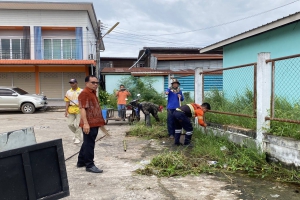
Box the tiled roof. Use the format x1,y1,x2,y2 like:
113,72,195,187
0,60,96,65
152,54,222,60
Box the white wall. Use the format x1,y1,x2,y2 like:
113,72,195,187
0,10,87,26
0,10,97,60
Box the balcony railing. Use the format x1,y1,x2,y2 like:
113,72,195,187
0,52,30,60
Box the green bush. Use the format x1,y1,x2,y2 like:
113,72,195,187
118,76,167,107
98,88,117,109
182,92,194,105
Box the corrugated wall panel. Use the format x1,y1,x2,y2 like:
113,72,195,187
164,75,194,91
0,72,13,86
204,75,223,91
40,72,62,99
13,73,36,94
164,75,223,92
157,60,223,71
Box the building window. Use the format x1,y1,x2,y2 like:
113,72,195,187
0,38,30,59
139,63,145,67
44,39,76,60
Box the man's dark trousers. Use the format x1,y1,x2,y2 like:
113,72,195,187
78,127,99,168
167,109,176,136
173,111,193,145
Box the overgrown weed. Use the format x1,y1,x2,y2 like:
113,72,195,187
204,89,300,140
128,119,300,184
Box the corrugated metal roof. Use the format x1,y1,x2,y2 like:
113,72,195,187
101,67,195,76
152,54,222,60
200,11,300,53
138,47,202,58
101,57,137,60
101,67,222,76
143,47,201,50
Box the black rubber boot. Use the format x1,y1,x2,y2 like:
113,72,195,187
174,133,181,145
184,135,192,145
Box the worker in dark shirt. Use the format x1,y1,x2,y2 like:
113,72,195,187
173,102,211,146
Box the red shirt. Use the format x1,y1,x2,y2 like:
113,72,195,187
78,87,105,127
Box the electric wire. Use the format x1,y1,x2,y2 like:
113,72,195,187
103,0,300,37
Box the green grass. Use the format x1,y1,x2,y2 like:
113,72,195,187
204,89,300,140
128,111,168,139
126,88,300,183
128,114,300,184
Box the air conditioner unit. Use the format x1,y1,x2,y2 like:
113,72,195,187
88,54,94,60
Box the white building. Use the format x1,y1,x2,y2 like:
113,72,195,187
0,1,100,98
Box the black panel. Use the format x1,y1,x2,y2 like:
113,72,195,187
0,155,29,200
29,147,62,198
0,139,69,200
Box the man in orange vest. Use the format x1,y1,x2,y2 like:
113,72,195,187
173,102,211,146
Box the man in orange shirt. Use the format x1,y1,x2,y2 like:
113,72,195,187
115,84,131,121
173,102,211,146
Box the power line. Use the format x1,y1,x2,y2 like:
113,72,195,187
105,33,205,46
104,0,300,37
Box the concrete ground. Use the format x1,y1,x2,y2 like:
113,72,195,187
0,107,241,200
1,106,299,200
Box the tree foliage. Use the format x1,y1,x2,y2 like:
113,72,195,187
119,76,167,106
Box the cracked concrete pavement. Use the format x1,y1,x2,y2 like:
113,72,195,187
0,109,244,200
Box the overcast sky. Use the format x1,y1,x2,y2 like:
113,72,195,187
10,0,300,57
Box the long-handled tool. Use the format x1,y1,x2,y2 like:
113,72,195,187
100,126,110,136
65,96,110,136
178,95,185,135
123,140,127,152
65,95,79,106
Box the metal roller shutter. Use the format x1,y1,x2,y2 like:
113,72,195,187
0,72,13,86
62,72,86,95
40,72,63,99
13,73,36,94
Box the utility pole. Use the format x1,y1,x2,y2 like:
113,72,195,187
96,21,119,90
96,20,102,87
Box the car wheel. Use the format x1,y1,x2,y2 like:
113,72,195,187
21,103,35,114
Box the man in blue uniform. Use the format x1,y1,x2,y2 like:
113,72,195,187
165,79,184,138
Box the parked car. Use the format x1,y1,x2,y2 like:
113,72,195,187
0,87,48,114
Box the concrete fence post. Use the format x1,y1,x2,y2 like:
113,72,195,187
194,68,204,129
195,67,203,105
256,53,271,151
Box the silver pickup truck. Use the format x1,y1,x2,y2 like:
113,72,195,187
0,86,47,114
